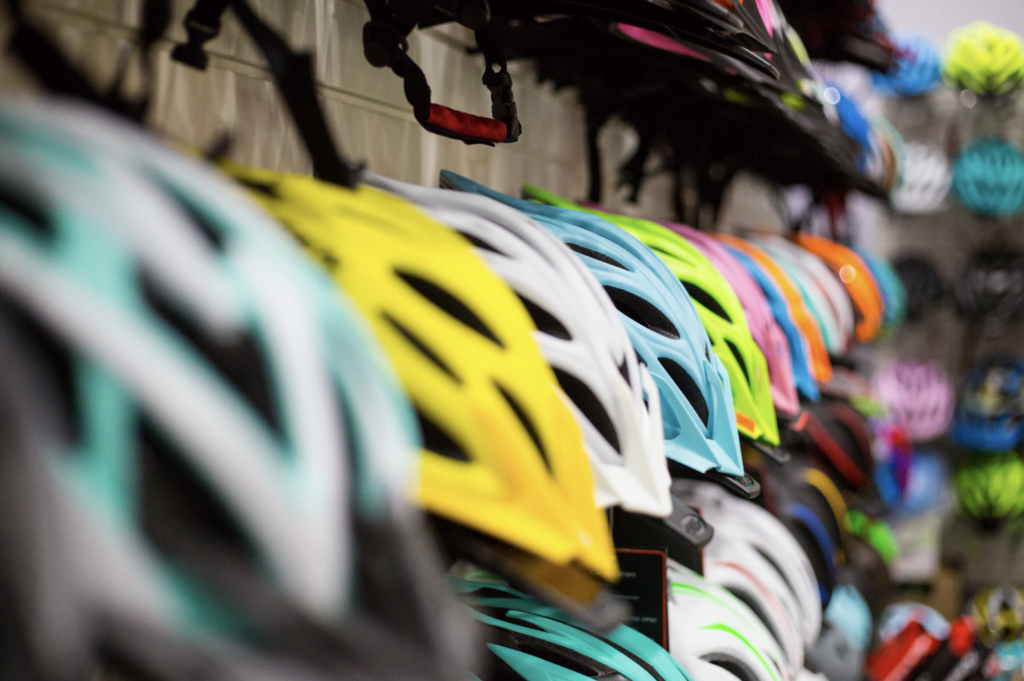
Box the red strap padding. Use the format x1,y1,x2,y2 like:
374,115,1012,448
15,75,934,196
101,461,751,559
424,104,507,144
804,411,868,489
829,401,875,469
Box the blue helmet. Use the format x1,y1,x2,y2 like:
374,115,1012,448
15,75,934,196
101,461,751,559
828,83,874,169
871,32,943,97
951,354,1024,451
440,171,748,492
724,245,819,402
824,584,873,653
952,138,1024,217
451,579,693,681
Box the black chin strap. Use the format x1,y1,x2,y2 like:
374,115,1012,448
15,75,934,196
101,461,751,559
172,0,361,188
3,0,169,121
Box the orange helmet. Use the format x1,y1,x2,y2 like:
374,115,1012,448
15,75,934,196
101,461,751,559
718,235,833,384
793,234,883,343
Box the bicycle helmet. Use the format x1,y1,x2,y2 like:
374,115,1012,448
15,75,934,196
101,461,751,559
227,165,623,626
673,224,800,418
951,139,1024,217
722,243,820,402
805,624,865,681
872,360,955,443
891,142,952,215
363,173,672,518
944,22,1024,96
794,234,883,343
892,255,945,323
951,354,1024,452
668,563,792,681
877,603,950,643
520,186,779,448
970,585,1024,647
752,237,849,355
840,536,892,621
718,235,833,384
797,402,874,492
702,538,806,677
0,98,473,681
452,579,694,681
673,480,822,646
856,251,907,334
955,245,1024,331
872,32,943,97
846,511,899,566
824,585,873,653
897,450,949,517
866,618,943,681
955,451,1024,527
441,171,751,495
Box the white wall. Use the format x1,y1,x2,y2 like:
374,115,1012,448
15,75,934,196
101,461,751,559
879,0,1024,47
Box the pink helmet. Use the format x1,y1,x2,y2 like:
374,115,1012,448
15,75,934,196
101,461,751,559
667,223,801,417
872,360,955,443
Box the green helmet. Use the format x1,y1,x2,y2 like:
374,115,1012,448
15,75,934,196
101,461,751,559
955,451,1024,525
944,22,1024,96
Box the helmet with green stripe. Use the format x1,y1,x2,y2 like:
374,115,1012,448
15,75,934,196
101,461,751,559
521,186,779,448
452,579,694,681
668,562,793,681
0,97,471,681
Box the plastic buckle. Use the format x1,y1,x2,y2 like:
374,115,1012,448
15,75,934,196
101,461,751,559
362,20,408,69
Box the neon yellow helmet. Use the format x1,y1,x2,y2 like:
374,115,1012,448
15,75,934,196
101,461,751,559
224,163,622,626
944,22,1024,96
522,186,779,447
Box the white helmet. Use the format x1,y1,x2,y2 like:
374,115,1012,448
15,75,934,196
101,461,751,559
891,142,951,215
703,537,805,677
672,481,822,645
668,562,793,681
363,172,672,517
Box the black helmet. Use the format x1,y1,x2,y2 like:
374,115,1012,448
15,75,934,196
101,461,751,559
955,246,1024,331
892,255,945,323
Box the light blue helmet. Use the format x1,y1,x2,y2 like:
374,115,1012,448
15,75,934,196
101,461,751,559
452,579,694,681
855,250,907,333
440,171,750,494
723,245,819,402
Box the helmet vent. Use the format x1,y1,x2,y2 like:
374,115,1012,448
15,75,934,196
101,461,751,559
512,637,618,678
140,416,259,567
754,547,795,595
495,382,550,471
553,368,621,454
618,359,631,386
725,339,750,385
658,358,710,428
141,272,282,439
567,243,628,270
416,408,470,462
604,287,680,339
703,655,762,681
459,231,506,255
383,312,459,383
0,182,52,238
517,294,572,341
724,586,782,650
159,180,226,252
396,271,504,348
682,283,732,322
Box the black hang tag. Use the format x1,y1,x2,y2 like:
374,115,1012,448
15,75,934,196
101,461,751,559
612,548,669,650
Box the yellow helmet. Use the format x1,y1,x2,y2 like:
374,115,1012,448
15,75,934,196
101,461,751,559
224,164,619,621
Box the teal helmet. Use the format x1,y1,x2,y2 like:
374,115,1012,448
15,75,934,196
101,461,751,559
956,451,1024,528
452,579,693,681
0,97,471,681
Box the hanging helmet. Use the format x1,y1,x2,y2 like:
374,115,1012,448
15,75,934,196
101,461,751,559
891,142,952,215
892,255,945,323
856,250,907,333
0,98,474,681
669,563,793,681
944,22,1024,96
673,480,823,646
797,402,874,492
873,118,906,197
722,242,821,402
228,165,623,627
828,83,875,174
951,354,1024,451
877,603,950,643
872,360,955,443
520,186,780,449
970,585,1024,647
872,32,943,97
363,172,672,518
823,585,873,653
440,171,752,496
452,579,694,681
754,236,854,354
674,224,800,418
866,618,943,681
951,139,1024,217
839,537,892,621
718,235,833,384
897,450,950,517
794,234,883,343
702,537,806,677
806,624,866,681
955,451,1024,527
955,245,1024,331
